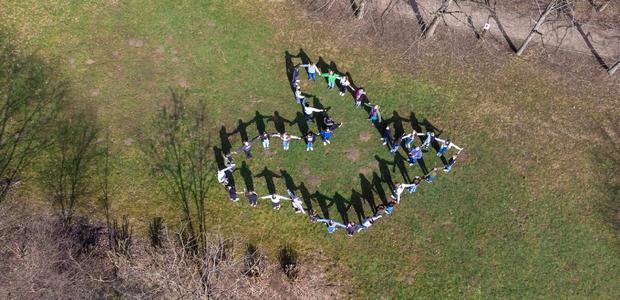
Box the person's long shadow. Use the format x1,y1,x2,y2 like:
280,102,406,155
219,126,232,154
408,0,427,32
422,118,442,137
390,111,406,138
254,111,268,134
268,111,292,134
213,146,226,169
293,112,309,136
299,48,311,65
394,152,412,183
408,112,423,133
280,169,297,192
298,182,314,211
417,156,430,175
255,167,281,194
229,119,251,142
375,155,396,192
372,172,389,205
350,189,366,223
359,174,378,214
313,191,332,219
284,50,298,91
240,161,254,191
332,192,350,224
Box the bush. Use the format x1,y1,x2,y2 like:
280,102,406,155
278,244,299,280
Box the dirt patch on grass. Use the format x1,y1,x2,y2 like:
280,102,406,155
359,131,371,142
307,175,321,188
302,166,310,176
128,39,144,47
344,148,360,161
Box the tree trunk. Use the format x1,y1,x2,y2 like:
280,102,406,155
597,0,611,12
356,0,367,19
516,0,557,56
608,60,620,75
424,0,454,38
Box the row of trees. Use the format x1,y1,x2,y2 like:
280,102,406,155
347,0,619,75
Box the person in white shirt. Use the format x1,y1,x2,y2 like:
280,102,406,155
300,62,319,81
391,182,420,203
217,164,235,185
302,99,325,122
338,76,351,96
272,132,301,150
259,194,289,210
287,189,306,214
434,138,463,157
357,215,382,231
401,130,426,149
315,218,347,233
294,85,305,104
420,131,435,150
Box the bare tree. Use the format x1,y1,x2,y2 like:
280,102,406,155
0,33,63,202
609,60,620,75
144,90,213,252
42,114,100,225
516,0,572,56
424,0,454,38
596,0,612,12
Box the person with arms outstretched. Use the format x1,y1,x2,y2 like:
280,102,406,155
320,70,341,90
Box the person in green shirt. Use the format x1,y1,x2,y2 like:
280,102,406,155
320,70,341,90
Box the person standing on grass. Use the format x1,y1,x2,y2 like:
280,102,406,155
302,99,325,122
305,131,318,151
364,103,382,124
338,75,351,96
321,70,341,90
358,214,382,231
301,61,319,81
407,146,423,166
319,127,333,145
402,129,425,149
244,189,258,207
291,64,300,89
346,221,358,236
217,164,236,185
323,114,343,131
260,193,289,210
316,218,347,234
222,152,235,167
391,182,420,204
225,183,239,202
425,167,438,183
420,131,435,150
239,140,253,159
381,125,392,146
354,87,366,108
406,176,423,193
443,154,459,173
272,132,301,151
390,134,404,154
434,138,463,157
253,131,273,150
287,189,306,214
294,85,305,104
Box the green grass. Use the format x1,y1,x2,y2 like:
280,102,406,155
1,0,618,298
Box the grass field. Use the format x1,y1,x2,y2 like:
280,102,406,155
1,0,618,298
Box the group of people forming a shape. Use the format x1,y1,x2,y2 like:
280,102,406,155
216,54,464,236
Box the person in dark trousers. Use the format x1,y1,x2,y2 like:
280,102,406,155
244,189,258,207
302,98,325,122
217,164,236,185
443,154,459,172
239,141,252,159
346,221,357,236
381,125,392,146
338,75,351,96
225,183,239,202
354,87,366,108
291,64,300,89
323,114,342,131
364,103,382,124
390,134,404,154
